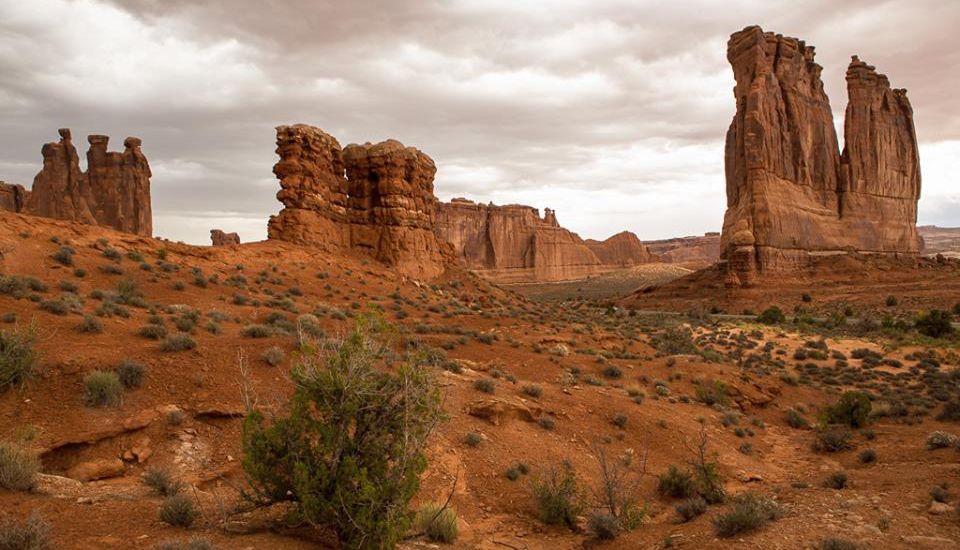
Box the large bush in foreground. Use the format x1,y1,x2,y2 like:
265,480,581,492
0,324,39,393
242,315,443,550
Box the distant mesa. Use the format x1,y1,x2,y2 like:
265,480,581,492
644,233,721,268
267,124,453,278
722,26,921,286
434,198,659,284
0,128,152,237
210,229,240,246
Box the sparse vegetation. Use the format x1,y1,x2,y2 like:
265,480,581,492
82,370,123,407
159,494,198,527
531,460,584,529
713,493,781,538
0,513,51,550
0,324,39,393
161,334,196,352
414,503,458,543
117,359,146,388
0,441,39,491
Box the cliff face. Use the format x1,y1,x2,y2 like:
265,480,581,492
645,233,721,267
267,124,452,278
0,182,29,214
435,198,657,283
22,129,152,236
721,26,921,285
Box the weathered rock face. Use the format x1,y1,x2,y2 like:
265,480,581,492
210,229,240,246
435,198,657,283
24,129,152,236
721,26,920,285
0,182,29,213
645,233,721,267
268,124,451,278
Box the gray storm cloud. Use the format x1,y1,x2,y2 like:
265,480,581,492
0,0,957,243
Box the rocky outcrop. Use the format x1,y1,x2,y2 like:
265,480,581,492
267,124,451,278
721,26,920,285
210,229,240,246
645,233,721,267
0,182,29,213
23,129,152,236
435,198,658,283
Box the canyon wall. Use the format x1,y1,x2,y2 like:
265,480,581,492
645,233,721,267
14,129,153,236
721,26,920,285
267,124,452,278
435,198,658,283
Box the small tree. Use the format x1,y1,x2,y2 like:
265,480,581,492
242,314,443,550
531,460,585,528
686,423,725,504
757,306,786,325
915,310,954,338
591,442,645,538
822,391,871,428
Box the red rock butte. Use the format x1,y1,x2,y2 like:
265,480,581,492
721,26,920,286
435,198,658,284
267,124,453,278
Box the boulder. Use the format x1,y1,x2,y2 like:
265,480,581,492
210,229,240,246
466,398,543,426
720,26,920,284
67,459,125,482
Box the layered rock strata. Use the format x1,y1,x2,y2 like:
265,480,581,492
267,124,451,278
721,26,920,285
435,198,657,283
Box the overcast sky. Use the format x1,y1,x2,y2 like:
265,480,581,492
1,0,957,244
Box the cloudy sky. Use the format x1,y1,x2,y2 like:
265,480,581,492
1,0,957,244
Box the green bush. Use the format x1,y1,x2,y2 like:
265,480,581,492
531,460,584,528
463,432,483,447
522,384,543,398
652,327,697,355
75,314,103,334
0,325,39,393
784,408,808,429
83,370,123,407
138,324,167,340
143,467,182,496
657,465,696,498
240,324,274,338
695,380,728,407
415,503,458,543
915,310,954,338
814,427,854,452
713,493,781,538
675,496,707,522
757,306,786,325
261,346,284,366
0,441,39,491
824,471,848,489
473,379,494,393
0,513,50,549
159,494,197,527
588,511,620,540
242,315,442,549
822,391,871,428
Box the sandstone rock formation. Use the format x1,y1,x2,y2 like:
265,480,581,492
0,182,29,213
645,233,721,267
23,129,152,236
435,198,657,283
721,26,920,285
267,124,451,278
210,229,240,246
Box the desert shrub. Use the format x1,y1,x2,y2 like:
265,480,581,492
159,494,197,527
143,467,182,496
757,306,786,325
0,441,39,491
652,327,697,355
821,391,871,428
138,324,167,340
522,384,543,398
885,295,898,307
783,407,810,428
602,364,623,379
589,511,620,540
926,431,958,449
261,347,284,367
814,427,854,452
857,449,877,464
117,359,146,388
51,246,74,266
537,415,556,430
242,314,442,549
824,471,848,489
82,370,122,407
611,413,628,429
240,324,273,338
76,314,103,334
0,513,51,550
161,334,196,352
675,496,707,522
713,493,781,538
473,378,494,393
695,380,728,407
531,460,584,528
936,401,960,422
153,538,219,550
463,432,482,447
658,465,696,498
0,325,39,393
915,310,954,338
930,484,950,503
414,503,458,543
